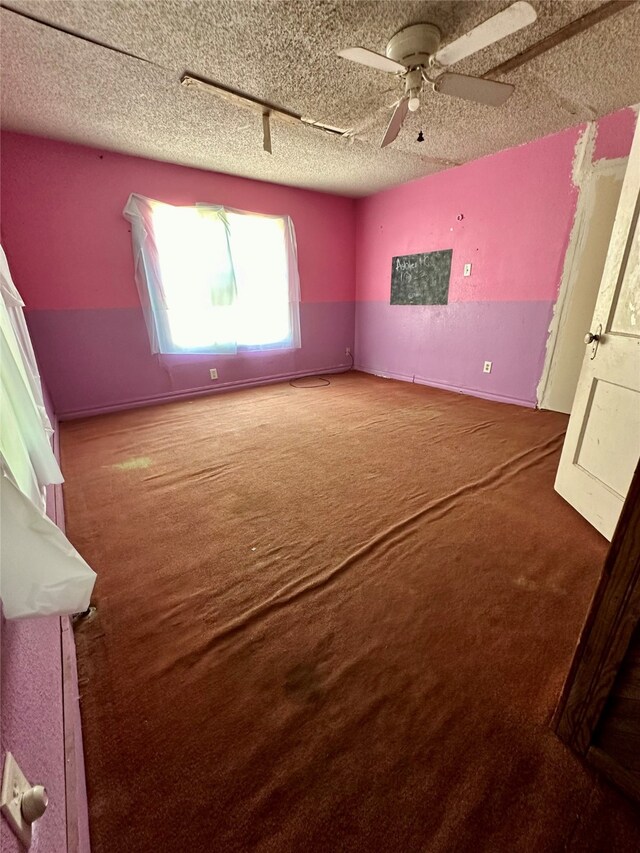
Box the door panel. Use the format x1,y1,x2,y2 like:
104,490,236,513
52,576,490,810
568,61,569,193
555,115,640,540
576,380,640,498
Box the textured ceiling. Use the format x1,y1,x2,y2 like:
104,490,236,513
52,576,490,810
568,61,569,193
1,1,640,196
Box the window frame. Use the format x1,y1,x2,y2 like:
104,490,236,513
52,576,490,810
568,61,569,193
123,194,302,356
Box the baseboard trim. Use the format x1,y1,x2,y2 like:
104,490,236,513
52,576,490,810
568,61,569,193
354,365,536,409
61,617,91,853
58,363,352,420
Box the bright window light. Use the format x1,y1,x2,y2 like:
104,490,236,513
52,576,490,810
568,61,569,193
227,213,290,347
149,202,298,353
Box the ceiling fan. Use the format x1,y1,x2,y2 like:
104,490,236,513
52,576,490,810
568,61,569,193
338,1,537,147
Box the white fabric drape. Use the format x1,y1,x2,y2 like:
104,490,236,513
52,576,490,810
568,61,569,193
0,245,96,618
123,194,301,355
0,247,61,507
1,474,96,618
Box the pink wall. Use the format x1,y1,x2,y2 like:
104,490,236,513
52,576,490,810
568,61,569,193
356,127,581,305
593,107,638,161
354,107,637,406
0,133,356,417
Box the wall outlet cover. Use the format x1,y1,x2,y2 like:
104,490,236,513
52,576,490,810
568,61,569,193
209,369,218,380
483,361,493,374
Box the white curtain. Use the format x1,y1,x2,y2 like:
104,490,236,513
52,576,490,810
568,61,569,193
123,194,302,355
0,246,96,619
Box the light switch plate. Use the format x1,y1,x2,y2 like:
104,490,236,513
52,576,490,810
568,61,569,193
463,263,472,277
1,753,33,847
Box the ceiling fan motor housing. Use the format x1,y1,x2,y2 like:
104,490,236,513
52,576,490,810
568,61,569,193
386,24,442,68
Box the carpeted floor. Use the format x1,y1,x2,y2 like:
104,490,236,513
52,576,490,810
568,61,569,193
61,372,640,852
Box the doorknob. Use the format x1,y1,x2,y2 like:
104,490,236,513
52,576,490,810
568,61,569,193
584,324,602,360
21,785,48,824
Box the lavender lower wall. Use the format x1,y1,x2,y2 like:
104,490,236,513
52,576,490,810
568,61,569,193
27,301,355,418
355,300,554,407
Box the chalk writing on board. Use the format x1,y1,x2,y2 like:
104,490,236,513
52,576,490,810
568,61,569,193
390,249,452,305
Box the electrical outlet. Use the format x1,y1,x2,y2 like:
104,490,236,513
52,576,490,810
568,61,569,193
483,361,492,374
463,263,472,277
209,369,218,380
345,347,351,356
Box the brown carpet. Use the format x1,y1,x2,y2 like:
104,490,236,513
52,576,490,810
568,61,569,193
61,372,640,852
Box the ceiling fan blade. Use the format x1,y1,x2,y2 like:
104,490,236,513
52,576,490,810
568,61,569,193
381,98,409,148
434,1,537,67
337,47,405,74
434,72,514,106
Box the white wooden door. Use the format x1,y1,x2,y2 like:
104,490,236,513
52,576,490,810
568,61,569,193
555,115,640,541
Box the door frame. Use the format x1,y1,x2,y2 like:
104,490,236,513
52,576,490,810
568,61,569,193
537,145,628,412
552,459,640,796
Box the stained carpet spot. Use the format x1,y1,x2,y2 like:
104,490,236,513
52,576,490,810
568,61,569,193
514,575,539,592
112,456,152,471
284,663,324,704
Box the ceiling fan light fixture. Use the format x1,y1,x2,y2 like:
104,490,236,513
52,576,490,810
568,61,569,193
337,2,537,149
408,91,421,112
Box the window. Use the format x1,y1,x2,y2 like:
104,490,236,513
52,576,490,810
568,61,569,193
123,194,301,355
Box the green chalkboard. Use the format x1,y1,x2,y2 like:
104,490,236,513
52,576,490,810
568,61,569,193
390,249,452,305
